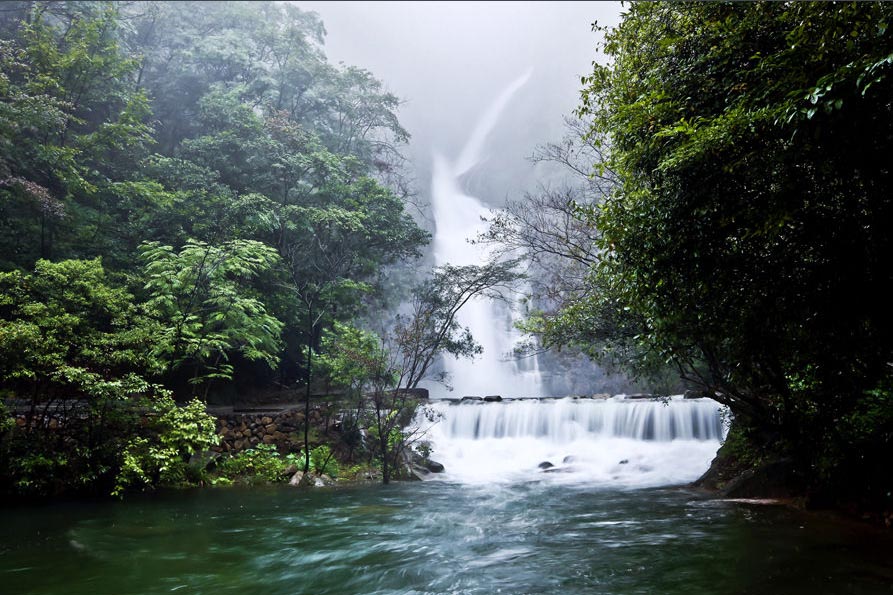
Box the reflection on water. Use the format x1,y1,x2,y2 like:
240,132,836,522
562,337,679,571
2,482,892,595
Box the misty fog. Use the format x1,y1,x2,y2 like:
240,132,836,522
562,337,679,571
293,2,645,397
295,1,622,209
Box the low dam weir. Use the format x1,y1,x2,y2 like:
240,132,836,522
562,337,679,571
421,396,726,488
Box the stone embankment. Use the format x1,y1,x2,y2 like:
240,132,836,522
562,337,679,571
210,405,333,454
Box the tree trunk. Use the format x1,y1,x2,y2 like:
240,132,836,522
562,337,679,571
303,307,313,475
381,433,390,485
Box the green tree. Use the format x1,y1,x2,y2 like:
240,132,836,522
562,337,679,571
140,239,284,397
0,2,153,268
0,258,163,495
114,394,219,496
319,261,520,483
579,2,893,504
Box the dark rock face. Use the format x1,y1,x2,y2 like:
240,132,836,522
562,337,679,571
693,434,805,500
424,459,445,473
405,451,445,480
538,461,554,470
483,395,503,402
718,459,802,499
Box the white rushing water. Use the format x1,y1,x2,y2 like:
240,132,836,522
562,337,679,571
428,71,544,399
421,396,725,488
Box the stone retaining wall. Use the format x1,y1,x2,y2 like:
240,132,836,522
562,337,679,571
212,405,332,454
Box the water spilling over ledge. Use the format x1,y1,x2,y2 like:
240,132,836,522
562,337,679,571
420,396,726,488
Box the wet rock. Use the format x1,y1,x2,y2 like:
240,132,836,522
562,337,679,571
289,471,313,488
461,396,483,402
483,395,502,402
619,459,629,465
409,465,431,480
289,471,335,488
684,389,712,399
562,455,576,464
424,459,445,473
538,461,554,470
719,458,801,499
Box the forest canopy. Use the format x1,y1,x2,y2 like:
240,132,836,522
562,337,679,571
572,1,893,507
0,0,430,495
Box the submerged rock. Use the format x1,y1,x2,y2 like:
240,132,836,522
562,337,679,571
562,455,576,464
538,461,554,470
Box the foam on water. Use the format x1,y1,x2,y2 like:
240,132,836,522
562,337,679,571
420,397,725,488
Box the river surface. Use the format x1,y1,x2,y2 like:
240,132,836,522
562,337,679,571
2,481,892,595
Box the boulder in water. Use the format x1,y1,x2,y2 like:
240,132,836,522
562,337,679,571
461,396,483,402
424,459,445,473
288,471,335,488
562,455,576,464
484,395,503,402
538,461,554,470
619,459,629,465
289,471,312,488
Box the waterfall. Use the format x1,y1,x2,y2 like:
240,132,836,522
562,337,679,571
420,396,726,488
428,71,543,398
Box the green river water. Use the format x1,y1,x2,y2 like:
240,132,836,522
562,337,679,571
2,481,892,595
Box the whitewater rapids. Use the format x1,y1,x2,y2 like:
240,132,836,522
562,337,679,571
419,396,726,489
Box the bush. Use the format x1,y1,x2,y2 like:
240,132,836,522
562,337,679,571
216,444,290,483
113,396,219,496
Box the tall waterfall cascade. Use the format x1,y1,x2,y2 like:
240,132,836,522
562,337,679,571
420,396,726,488
428,71,543,399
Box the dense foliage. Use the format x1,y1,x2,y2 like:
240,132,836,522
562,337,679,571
0,1,428,497
575,2,893,508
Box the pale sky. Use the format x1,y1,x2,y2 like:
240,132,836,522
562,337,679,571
294,1,623,206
